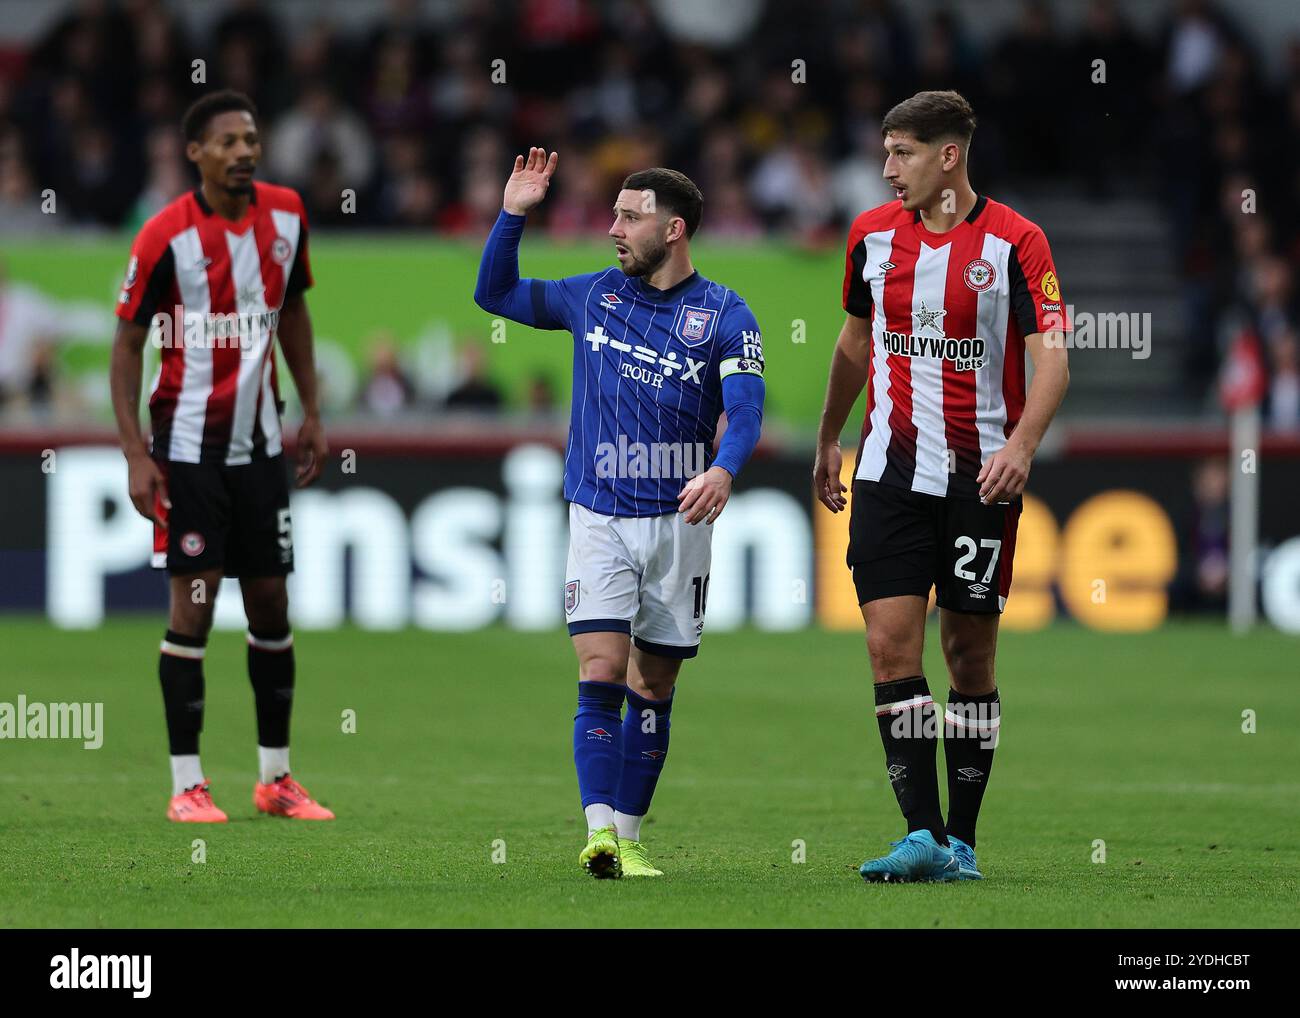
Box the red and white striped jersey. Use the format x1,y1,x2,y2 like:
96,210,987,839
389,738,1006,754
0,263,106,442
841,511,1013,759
842,194,1067,499
115,182,312,465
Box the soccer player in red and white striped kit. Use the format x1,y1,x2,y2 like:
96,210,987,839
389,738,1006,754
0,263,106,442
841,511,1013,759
110,91,333,822
814,91,1070,881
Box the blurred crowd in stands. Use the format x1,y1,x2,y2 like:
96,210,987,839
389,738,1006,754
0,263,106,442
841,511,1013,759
356,334,558,421
0,0,1298,429
4,0,1250,236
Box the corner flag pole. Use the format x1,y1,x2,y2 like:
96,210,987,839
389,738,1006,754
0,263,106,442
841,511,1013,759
1220,325,1266,634
1227,403,1259,633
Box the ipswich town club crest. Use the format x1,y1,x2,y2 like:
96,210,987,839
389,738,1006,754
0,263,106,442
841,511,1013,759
676,305,717,347
963,258,996,292
564,579,580,616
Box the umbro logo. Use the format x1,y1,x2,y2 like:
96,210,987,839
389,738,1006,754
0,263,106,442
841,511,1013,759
957,766,985,781
586,728,613,742
601,292,622,304
879,261,896,271
641,749,666,760
886,763,907,782
968,583,989,595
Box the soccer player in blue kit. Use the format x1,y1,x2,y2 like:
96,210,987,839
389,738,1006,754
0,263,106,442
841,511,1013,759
475,149,766,879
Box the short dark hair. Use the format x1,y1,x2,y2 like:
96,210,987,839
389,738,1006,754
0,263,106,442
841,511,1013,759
182,90,258,142
881,90,976,148
621,167,703,239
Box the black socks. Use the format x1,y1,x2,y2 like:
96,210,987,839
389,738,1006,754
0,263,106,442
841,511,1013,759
159,630,206,755
944,688,1000,847
247,630,295,748
874,675,946,844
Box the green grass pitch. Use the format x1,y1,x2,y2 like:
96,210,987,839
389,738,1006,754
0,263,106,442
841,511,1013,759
0,618,1295,928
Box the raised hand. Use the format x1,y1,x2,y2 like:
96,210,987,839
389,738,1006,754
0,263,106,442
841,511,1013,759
503,147,558,216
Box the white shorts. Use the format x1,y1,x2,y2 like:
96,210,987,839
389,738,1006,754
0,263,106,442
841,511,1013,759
564,502,713,658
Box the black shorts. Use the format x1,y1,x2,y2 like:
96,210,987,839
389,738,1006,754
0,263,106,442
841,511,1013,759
847,479,1021,614
152,455,294,578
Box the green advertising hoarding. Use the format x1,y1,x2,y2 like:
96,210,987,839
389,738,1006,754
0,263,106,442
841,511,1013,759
3,236,848,429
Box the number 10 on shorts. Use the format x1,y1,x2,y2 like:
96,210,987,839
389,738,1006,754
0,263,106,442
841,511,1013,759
691,574,710,619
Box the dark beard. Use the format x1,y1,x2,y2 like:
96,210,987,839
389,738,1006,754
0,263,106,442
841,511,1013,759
621,237,668,278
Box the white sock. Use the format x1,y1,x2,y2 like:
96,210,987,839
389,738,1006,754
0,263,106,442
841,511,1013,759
170,754,204,796
613,811,643,841
258,746,290,784
584,803,615,834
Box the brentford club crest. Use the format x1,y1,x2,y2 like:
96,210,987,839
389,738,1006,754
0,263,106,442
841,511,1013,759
271,236,292,265
963,258,996,292
181,531,205,556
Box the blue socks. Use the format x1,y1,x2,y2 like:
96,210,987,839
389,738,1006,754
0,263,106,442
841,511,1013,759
616,687,673,817
574,681,675,837
573,681,625,809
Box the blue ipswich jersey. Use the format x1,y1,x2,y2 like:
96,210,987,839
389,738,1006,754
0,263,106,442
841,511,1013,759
527,267,765,516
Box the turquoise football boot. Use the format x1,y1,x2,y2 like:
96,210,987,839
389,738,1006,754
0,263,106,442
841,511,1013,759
946,835,984,880
859,830,959,883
